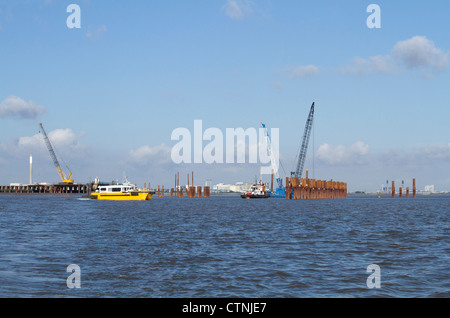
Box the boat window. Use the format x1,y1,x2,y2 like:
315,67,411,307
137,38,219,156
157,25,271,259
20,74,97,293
112,188,121,192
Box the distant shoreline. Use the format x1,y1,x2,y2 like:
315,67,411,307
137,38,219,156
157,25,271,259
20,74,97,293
348,192,450,196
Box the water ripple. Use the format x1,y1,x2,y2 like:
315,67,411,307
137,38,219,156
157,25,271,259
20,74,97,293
0,194,448,297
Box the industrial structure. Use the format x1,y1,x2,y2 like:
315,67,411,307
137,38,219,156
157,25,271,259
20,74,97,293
285,169,347,200
39,123,74,184
263,102,346,199
0,183,87,194
291,102,315,180
1,106,347,200
29,152,33,185
261,121,284,197
0,123,87,195
261,102,314,198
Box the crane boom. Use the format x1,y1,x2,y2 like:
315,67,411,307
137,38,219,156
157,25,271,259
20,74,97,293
261,122,282,189
292,102,315,179
39,123,73,183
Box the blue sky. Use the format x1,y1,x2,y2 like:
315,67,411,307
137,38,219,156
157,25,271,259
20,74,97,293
1,0,449,192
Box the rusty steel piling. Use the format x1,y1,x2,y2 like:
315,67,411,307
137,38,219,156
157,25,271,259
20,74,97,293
284,172,346,200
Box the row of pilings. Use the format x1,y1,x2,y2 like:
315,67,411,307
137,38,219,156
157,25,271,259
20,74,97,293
169,185,211,198
391,179,416,198
0,184,87,194
285,177,347,200
146,171,211,199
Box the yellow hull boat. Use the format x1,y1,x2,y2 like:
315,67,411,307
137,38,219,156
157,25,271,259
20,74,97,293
90,191,154,201
89,179,155,201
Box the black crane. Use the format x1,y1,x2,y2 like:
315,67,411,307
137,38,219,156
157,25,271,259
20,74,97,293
291,102,315,179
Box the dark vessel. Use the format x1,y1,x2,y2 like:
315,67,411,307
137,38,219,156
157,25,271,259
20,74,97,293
240,182,270,199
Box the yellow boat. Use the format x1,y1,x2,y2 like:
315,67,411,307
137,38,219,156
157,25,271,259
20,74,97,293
90,180,155,201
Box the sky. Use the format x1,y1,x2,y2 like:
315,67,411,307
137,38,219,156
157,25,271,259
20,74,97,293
0,0,449,192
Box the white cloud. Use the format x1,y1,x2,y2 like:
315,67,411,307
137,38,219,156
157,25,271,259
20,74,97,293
340,55,393,75
287,65,320,78
420,143,450,161
223,0,252,20
224,0,243,20
317,141,370,165
315,142,450,167
279,65,320,79
16,133,44,151
46,129,80,149
341,36,448,76
392,36,448,71
379,143,450,166
127,144,172,165
5,128,87,164
0,96,46,119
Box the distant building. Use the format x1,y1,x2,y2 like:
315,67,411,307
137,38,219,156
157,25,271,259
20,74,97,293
424,185,435,193
213,183,230,192
213,182,253,193
230,182,253,192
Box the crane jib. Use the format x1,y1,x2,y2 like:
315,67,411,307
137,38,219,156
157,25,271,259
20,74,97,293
292,102,315,179
39,123,74,183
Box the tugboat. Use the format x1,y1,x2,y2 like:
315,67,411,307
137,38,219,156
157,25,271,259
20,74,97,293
241,182,271,199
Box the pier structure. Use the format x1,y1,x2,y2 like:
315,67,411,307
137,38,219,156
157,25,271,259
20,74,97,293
285,176,347,200
0,183,87,194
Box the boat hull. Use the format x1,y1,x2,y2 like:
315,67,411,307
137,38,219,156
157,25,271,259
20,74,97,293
90,191,154,201
241,193,270,199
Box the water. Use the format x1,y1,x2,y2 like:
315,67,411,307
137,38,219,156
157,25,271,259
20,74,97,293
0,194,448,298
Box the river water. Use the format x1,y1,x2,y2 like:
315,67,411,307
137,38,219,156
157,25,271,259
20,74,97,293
0,194,448,298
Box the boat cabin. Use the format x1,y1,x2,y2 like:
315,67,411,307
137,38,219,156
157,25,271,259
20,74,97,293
96,183,137,193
